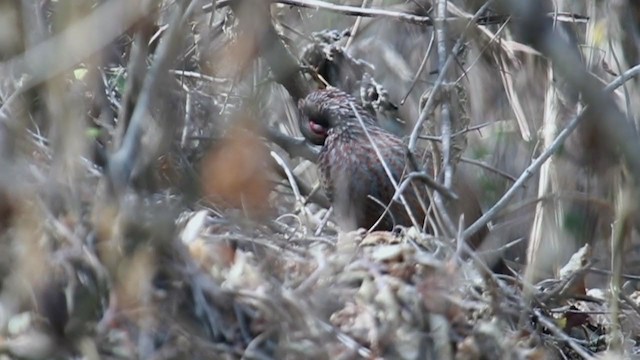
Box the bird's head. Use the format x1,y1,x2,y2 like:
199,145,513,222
298,87,375,145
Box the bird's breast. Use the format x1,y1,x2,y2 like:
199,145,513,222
319,132,407,201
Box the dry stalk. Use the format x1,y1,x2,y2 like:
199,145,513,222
526,65,570,284
608,185,636,352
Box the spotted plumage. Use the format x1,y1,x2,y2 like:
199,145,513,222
298,87,488,252
298,87,427,231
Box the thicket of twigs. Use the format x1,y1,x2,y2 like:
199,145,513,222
1,0,640,359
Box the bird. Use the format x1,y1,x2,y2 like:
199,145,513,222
298,87,488,249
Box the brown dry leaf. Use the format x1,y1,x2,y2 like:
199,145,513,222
557,244,591,297
12,201,49,292
154,153,182,187
456,335,481,360
393,325,426,359
112,248,156,319
336,229,364,252
0,329,57,360
180,211,236,270
365,243,418,281
360,230,400,246
223,250,264,291
187,238,236,273
558,244,591,279
201,116,273,218
630,290,640,305
330,300,377,346
180,210,208,245
370,244,406,263
418,270,466,323
561,305,591,330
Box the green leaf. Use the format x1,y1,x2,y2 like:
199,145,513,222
73,68,88,80
86,127,101,139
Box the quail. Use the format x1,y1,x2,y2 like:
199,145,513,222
298,87,488,248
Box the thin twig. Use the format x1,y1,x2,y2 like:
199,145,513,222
349,102,421,231
393,171,458,202
400,31,435,105
170,69,229,83
620,292,640,320
344,0,370,49
588,267,640,282
314,207,333,236
270,151,309,216
204,0,589,26
435,0,452,189
265,127,319,163
460,156,518,183
247,0,438,25
533,309,596,360
418,121,494,141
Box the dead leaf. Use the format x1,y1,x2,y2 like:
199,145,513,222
201,116,273,218
360,230,400,246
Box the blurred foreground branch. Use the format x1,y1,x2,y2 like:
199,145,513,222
0,0,150,116
230,0,310,100
108,1,200,194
